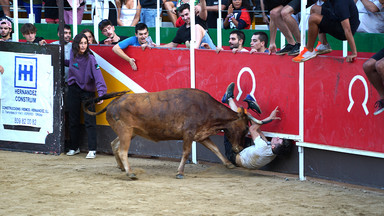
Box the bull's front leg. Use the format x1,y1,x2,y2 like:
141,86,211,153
176,138,194,179
200,138,236,169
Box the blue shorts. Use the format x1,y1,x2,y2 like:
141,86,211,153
199,32,216,50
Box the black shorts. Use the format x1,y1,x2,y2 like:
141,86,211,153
319,2,357,40
287,0,317,14
265,0,291,12
372,48,384,61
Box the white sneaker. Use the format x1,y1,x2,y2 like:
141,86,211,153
292,48,318,63
315,42,332,55
86,151,96,159
66,148,80,156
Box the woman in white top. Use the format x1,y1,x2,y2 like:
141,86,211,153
117,0,141,26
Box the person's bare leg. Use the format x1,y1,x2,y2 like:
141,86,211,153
307,13,322,51
228,98,238,112
281,5,300,43
0,0,11,17
195,24,205,48
270,6,296,45
310,5,328,46
164,1,177,26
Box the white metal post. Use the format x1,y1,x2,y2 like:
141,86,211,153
156,0,161,45
29,0,35,23
13,0,20,42
298,146,306,180
94,1,100,42
190,2,197,164
72,0,78,36
343,40,348,57
217,0,222,48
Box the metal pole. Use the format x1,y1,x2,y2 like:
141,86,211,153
72,0,78,36
29,0,35,23
156,0,161,45
190,2,197,164
217,0,222,48
13,0,20,42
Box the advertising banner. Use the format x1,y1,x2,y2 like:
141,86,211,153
0,51,54,144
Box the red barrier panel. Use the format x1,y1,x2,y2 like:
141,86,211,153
89,45,382,154
304,56,384,153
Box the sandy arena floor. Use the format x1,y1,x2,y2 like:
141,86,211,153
1,150,384,216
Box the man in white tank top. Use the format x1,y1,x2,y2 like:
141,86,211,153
222,82,293,169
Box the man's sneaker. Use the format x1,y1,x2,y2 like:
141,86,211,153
221,82,235,104
86,151,96,159
292,47,317,63
243,94,262,114
288,43,301,56
276,43,295,55
315,41,332,55
374,99,384,115
66,148,80,156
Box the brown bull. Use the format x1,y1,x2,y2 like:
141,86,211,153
84,88,250,179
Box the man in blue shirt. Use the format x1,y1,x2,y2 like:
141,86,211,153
112,23,154,71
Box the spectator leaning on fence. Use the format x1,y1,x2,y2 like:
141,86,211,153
20,23,47,45
216,29,249,53
250,31,269,54
112,23,155,71
292,0,360,63
356,0,384,33
99,19,129,45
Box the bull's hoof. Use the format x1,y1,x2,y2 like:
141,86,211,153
127,173,138,180
225,163,236,169
176,174,184,179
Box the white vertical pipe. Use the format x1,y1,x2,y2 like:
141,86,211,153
156,0,161,45
299,0,306,142
343,40,347,57
103,0,109,19
13,0,20,42
94,1,100,42
190,2,197,164
29,0,35,23
298,146,306,180
298,0,307,181
280,32,285,49
72,0,78,36
217,0,222,48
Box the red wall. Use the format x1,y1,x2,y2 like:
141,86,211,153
91,45,383,153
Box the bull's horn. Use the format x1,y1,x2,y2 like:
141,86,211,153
247,113,263,125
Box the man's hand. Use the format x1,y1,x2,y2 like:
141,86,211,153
227,4,234,15
0,65,4,74
269,106,281,120
141,43,151,51
103,38,113,45
215,47,223,53
269,43,277,54
346,54,357,63
128,58,137,71
39,40,47,46
250,48,257,54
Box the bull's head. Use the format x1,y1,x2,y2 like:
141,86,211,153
224,107,249,153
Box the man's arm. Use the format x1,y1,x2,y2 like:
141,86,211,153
112,44,138,70
249,106,281,141
199,0,208,21
360,0,380,12
341,18,357,62
159,42,179,47
268,18,277,53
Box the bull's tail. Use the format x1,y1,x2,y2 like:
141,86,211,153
83,90,131,116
